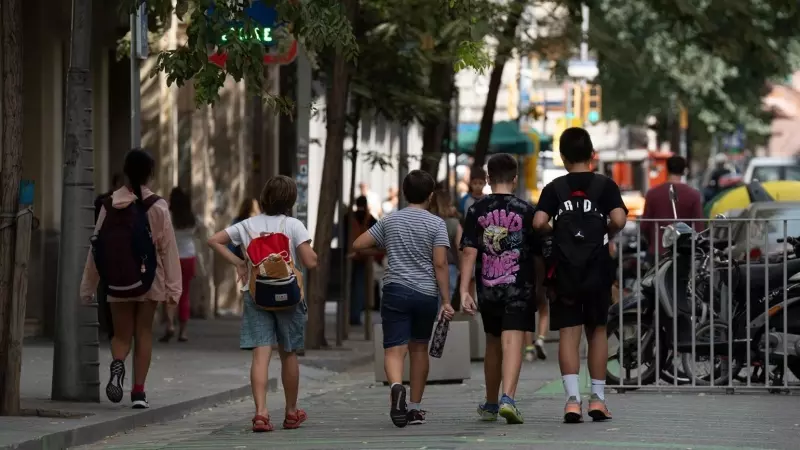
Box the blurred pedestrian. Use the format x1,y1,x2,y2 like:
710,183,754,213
458,167,487,215
429,189,462,302
160,187,198,343
347,196,379,326
229,198,261,259
208,175,318,432
81,148,182,409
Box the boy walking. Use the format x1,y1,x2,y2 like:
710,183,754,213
352,170,454,428
459,154,540,424
533,128,627,423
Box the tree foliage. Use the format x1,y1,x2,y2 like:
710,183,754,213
588,0,800,133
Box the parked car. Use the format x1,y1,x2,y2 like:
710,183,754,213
716,201,800,261
743,156,800,183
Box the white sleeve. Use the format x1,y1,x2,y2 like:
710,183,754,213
288,218,312,249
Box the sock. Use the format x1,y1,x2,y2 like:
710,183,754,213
591,379,605,400
537,335,546,341
562,374,580,401
132,384,145,394
408,402,421,411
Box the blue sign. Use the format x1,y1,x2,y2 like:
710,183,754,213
458,123,480,133
208,0,285,47
723,126,745,149
587,111,600,123
19,180,34,206
519,91,530,110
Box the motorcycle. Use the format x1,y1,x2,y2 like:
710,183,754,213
680,235,800,386
606,185,703,388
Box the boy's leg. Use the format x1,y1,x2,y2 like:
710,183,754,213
495,299,535,425
406,291,440,425
275,304,309,429
381,284,413,428
535,301,549,359
250,346,273,429
586,292,612,421
479,312,502,421
551,295,584,423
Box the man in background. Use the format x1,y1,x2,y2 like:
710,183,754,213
640,156,705,257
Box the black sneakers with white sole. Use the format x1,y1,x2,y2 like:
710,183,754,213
106,359,125,403
131,391,149,409
389,384,408,428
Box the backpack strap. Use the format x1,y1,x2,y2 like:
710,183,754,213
552,177,573,205
586,175,606,203
142,195,162,211
279,215,288,234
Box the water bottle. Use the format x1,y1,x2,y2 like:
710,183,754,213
428,318,450,358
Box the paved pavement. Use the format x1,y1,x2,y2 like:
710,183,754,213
1,312,373,450
71,342,800,450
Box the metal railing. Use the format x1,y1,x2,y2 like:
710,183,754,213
606,217,800,392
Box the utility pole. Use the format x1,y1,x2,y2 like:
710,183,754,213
579,4,589,123
52,0,99,402
130,4,146,148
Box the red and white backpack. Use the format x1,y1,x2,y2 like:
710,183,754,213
245,217,303,310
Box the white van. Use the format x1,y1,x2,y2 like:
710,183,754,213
743,156,800,183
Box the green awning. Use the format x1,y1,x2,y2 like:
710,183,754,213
456,121,534,155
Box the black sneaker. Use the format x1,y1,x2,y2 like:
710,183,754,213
131,391,149,409
105,359,125,403
389,384,408,428
407,409,426,425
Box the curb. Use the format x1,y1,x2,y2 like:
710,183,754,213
3,378,278,450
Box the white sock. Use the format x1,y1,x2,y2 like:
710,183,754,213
562,374,580,401
591,379,605,400
408,402,421,411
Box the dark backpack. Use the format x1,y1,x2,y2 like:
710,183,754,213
551,175,610,297
90,195,161,298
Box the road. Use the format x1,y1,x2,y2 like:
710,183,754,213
75,344,800,450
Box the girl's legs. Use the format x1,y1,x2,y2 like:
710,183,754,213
251,345,273,423
160,303,176,341
107,302,136,403
178,257,196,340
133,301,159,392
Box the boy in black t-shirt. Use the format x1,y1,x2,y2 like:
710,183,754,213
533,128,627,423
460,154,543,425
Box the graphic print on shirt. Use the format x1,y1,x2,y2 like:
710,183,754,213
478,209,523,287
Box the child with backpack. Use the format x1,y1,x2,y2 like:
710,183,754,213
207,175,318,433
351,170,454,428
533,128,627,423
459,153,540,425
81,149,182,409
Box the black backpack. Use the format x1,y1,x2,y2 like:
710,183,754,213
90,196,161,298
551,175,610,297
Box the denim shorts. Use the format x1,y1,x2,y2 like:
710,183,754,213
240,291,306,352
381,283,439,349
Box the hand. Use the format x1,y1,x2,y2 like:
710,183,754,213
541,236,554,259
461,292,477,316
235,261,248,283
438,303,455,322
81,296,94,306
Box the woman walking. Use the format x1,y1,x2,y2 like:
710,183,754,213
160,187,197,342
429,189,463,302
81,148,182,409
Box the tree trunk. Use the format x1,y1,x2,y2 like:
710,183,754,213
306,0,358,349
52,0,99,402
0,0,24,416
420,63,455,178
341,100,361,339
472,1,525,169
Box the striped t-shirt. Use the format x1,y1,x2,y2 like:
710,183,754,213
368,207,450,297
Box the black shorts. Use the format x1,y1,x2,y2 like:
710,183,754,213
549,288,611,331
479,297,537,337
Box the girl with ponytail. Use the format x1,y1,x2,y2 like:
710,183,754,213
80,148,182,409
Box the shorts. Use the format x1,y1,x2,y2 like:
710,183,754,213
239,291,307,352
381,283,439,349
479,295,537,337
549,289,612,331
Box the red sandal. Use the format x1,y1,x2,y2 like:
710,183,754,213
283,409,308,429
252,414,274,432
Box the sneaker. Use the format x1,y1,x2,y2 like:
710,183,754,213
105,359,125,403
131,391,149,409
534,337,547,360
498,395,524,424
407,409,426,425
389,384,408,428
587,394,612,421
563,396,582,423
524,345,535,362
477,403,499,421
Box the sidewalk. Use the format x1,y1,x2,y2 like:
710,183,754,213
74,342,798,450
0,312,373,450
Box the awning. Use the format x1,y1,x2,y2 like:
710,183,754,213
455,121,539,155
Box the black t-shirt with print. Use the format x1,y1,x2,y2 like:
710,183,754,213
536,172,628,219
460,194,540,306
